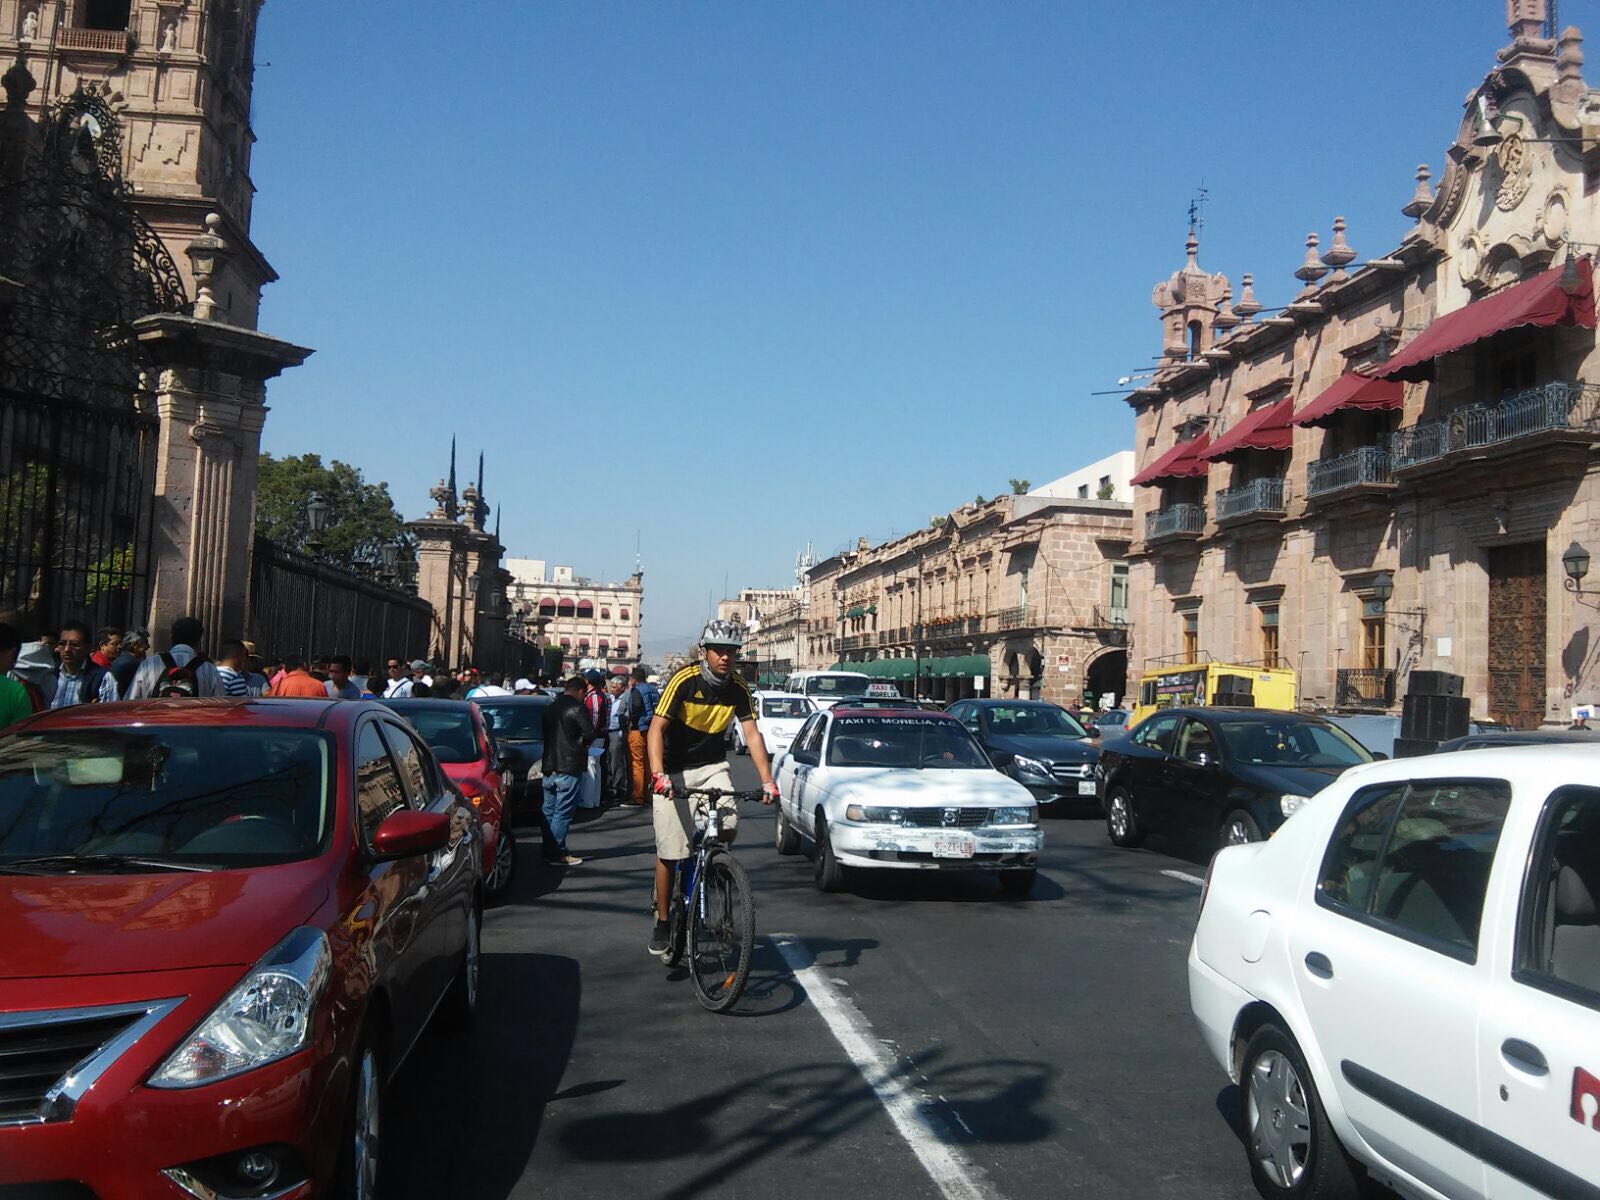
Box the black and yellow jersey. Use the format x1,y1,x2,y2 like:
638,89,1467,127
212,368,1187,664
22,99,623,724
655,663,756,769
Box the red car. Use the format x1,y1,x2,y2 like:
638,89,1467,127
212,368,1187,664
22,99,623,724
380,698,515,899
0,697,483,1199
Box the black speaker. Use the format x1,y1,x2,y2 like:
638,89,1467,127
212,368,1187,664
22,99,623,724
1214,691,1252,708
1217,674,1255,698
1402,694,1470,742
1393,736,1439,759
1408,670,1464,698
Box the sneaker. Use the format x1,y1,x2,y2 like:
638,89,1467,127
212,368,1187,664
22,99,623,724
544,853,583,866
648,919,670,957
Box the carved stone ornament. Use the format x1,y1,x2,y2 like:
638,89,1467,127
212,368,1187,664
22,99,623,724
1540,188,1569,244
1459,233,1485,285
1494,129,1533,211
188,420,230,447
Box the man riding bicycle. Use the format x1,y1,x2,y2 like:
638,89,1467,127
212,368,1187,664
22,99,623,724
647,618,777,956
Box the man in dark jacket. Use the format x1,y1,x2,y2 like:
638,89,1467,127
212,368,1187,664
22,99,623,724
540,675,595,866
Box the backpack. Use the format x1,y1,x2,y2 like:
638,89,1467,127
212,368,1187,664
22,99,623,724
156,651,209,698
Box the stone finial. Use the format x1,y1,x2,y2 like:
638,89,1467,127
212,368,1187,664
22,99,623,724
1322,216,1357,282
1557,26,1585,97
428,479,454,519
1234,273,1262,319
1506,0,1547,43
185,213,233,322
1402,163,1435,220
2,58,35,108
1294,231,1328,285
1184,226,1200,272
1213,285,1239,331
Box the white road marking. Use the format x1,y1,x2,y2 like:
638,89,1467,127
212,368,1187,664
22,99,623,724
1161,868,1205,887
770,933,999,1200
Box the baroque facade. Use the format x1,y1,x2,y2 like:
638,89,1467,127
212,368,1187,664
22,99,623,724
802,492,1133,706
1127,3,1600,729
505,558,642,677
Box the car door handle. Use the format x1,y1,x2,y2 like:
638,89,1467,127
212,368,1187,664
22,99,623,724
1304,952,1334,979
1501,1038,1549,1077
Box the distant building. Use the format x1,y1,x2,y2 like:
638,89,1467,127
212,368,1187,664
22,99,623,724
1029,451,1136,503
506,558,642,677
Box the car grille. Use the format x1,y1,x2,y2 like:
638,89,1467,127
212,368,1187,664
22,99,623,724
1049,762,1094,782
899,807,994,829
0,1000,179,1127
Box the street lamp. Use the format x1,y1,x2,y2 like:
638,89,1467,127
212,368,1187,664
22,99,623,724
1369,570,1394,608
1564,541,1590,593
304,491,329,556
467,574,480,601
380,539,400,576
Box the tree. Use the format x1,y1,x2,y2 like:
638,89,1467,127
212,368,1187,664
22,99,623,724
1097,480,1117,500
1009,478,1030,494
256,453,411,563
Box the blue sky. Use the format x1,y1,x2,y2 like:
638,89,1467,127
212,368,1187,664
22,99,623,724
249,1,1555,658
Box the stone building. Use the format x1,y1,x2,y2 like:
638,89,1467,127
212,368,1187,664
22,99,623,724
1127,2,1600,729
745,597,807,684
804,490,1132,706
506,558,642,677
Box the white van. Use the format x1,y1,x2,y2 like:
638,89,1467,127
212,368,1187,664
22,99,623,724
782,670,873,709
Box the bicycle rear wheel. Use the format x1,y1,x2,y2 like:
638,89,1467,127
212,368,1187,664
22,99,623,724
663,866,687,969
688,850,755,1013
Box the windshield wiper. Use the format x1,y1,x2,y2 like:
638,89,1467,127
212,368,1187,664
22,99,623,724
0,853,212,876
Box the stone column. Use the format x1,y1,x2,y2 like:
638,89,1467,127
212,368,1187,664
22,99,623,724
407,517,463,667
133,314,311,648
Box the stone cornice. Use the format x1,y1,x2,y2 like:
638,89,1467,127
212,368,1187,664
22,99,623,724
131,314,312,380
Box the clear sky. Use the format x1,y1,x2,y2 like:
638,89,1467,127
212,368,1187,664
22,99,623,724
249,1,1560,660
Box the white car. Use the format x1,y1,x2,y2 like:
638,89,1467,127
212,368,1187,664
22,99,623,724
1189,746,1599,1200
783,671,874,710
733,691,815,757
773,705,1042,896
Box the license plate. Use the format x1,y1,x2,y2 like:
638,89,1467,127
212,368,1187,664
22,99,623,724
1078,781,1097,796
932,834,976,859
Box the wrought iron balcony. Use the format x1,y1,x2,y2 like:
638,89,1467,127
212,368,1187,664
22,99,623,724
1144,503,1206,541
1390,381,1599,470
1215,478,1287,522
995,607,1041,632
1306,445,1392,499
1336,668,1397,710
838,634,870,652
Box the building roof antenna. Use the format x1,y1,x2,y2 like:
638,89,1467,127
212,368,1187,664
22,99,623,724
1187,182,1210,241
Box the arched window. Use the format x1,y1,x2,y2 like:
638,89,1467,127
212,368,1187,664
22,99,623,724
538,598,557,617
578,638,590,648
617,642,629,655
85,0,133,31
1187,319,1203,360
577,599,595,616
557,600,575,618
598,639,610,651
600,608,610,620
559,637,571,648
620,608,630,620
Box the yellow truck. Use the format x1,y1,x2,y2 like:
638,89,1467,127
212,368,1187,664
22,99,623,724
1126,662,1297,729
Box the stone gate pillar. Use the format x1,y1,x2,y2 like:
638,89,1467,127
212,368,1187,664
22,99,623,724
132,219,311,646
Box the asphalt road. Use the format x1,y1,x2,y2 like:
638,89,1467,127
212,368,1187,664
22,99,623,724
382,758,1260,1200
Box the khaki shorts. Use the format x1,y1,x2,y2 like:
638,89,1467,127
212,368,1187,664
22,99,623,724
654,760,738,861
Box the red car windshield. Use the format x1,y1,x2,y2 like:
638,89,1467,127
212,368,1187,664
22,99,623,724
0,727,333,872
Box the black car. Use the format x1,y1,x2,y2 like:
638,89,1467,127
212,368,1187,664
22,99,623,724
1436,728,1596,752
1096,707,1373,849
473,695,552,815
946,698,1099,812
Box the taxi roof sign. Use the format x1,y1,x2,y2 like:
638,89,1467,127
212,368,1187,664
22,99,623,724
864,682,902,698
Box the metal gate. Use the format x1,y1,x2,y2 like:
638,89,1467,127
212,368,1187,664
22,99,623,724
1487,542,1547,729
0,85,186,629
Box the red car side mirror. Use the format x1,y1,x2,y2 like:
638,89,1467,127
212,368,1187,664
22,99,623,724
371,809,451,861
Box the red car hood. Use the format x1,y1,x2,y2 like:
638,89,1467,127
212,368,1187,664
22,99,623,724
0,860,330,980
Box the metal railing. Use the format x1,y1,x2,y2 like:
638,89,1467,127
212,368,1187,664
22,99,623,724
1145,503,1206,539
1336,668,1397,710
838,634,870,652
995,606,1039,632
1215,478,1287,521
1391,381,1599,469
1307,445,1392,497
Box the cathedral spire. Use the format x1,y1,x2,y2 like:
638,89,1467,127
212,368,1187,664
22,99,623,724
447,436,457,498
477,451,484,499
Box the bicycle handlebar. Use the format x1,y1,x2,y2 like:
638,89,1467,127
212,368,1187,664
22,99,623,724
669,786,768,802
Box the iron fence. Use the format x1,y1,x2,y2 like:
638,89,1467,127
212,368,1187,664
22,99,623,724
1145,503,1205,539
1336,668,1396,710
249,537,432,668
1391,381,1600,469
1215,477,1287,521
1307,446,1392,497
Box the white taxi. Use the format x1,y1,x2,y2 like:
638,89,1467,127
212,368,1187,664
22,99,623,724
1189,746,1599,1200
773,706,1042,897
733,691,815,758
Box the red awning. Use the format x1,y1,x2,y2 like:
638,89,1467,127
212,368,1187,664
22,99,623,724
1201,396,1296,461
1130,431,1212,486
1292,372,1404,427
1375,257,1596,382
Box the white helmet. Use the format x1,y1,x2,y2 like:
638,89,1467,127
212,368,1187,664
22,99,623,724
700,618,744,649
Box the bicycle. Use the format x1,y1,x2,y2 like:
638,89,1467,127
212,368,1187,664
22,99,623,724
660,786,765,1012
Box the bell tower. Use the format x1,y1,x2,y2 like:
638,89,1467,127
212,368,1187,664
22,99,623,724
0,0,276,328
1151,225,1230,362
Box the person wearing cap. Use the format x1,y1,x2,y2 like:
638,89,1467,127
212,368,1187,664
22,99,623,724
645,619,777,956
412,659,434,689
513,677,538,695
241,640,269,697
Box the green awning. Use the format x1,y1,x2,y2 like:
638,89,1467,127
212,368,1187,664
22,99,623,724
845,606,865,618
927,654,990,678
884,659,914,681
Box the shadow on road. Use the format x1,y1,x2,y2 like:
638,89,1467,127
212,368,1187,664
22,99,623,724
383,949,580,1200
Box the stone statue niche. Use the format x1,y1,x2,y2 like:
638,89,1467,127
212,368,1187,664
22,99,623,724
20,7,39,41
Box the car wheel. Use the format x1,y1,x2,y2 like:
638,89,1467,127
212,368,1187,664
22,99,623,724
485,822,516,901
440,904,480,1026
998,868,1036,898
774,805,800,855
335,1031,385,1200
1241,1024,1362,1200
813,813,846,893
1222,809,1265,848
1105,785,1144,847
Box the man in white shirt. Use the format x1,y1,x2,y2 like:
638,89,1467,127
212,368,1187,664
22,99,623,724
466,672,513,700
381,657,414,698
127,616,225,699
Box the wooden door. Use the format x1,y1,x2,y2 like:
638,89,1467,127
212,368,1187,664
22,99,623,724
1487,542,1547,729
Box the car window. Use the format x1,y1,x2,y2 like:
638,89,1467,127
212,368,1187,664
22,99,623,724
1516,786,1600,1010
826,715,991,770
356,720,408,843
394,707,479,764
1216,720,1371,768
1177,718,1217,763
479,700,551,741
762,697,811,719
1319,779,1511,961
379,722,432,808
793,715,826,760
1133,713,1180,753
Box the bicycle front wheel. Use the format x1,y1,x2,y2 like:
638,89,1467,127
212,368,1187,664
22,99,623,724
663,866,687,970
688,850,755,1012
